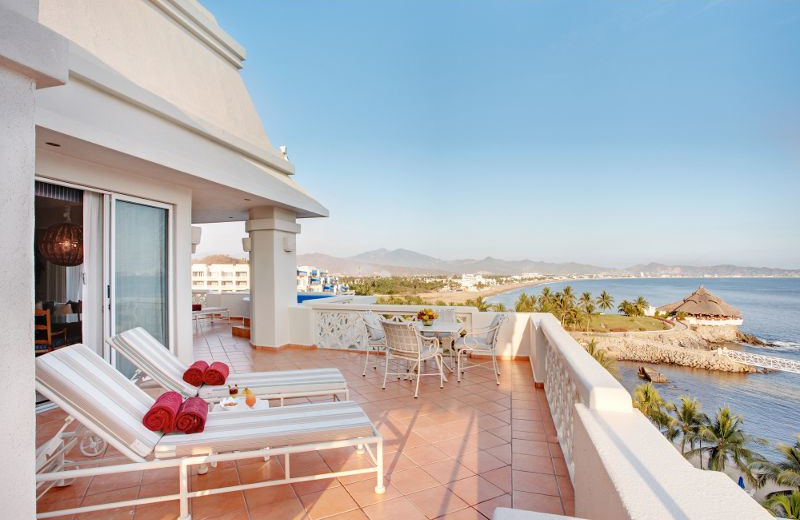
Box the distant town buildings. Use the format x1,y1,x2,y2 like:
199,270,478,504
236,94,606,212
192,260,348,295
191,262,250,293
458,273,496,291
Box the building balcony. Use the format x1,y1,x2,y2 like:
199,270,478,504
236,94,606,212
35,301,768,519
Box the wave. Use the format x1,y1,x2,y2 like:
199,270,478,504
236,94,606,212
770,340,800,352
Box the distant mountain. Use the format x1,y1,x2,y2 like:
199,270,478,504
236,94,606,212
296,253,448,276
298,249,609,276
622,263,800,277
296,249,800,277
193,254,247,264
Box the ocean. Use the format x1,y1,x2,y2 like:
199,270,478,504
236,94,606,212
489,277,800,460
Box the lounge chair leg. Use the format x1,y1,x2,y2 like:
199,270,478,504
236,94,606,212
197,464,209,475
356,443,365,454
382,355,389,389
179,462,191,520
374,439,386,494
457,351,462,382
362,349,370,376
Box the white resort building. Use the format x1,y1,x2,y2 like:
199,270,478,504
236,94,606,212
191,262,250,293
1,1,769,519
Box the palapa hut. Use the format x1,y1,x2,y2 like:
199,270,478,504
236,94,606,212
657,286,743,325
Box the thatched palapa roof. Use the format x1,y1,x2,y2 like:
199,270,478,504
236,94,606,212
657,286,742,318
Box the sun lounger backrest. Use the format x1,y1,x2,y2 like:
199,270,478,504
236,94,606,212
36,344,162,458
109,327,199,398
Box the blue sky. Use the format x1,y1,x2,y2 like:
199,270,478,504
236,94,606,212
198,0,800,269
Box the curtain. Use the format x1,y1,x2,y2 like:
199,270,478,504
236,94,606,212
82,191,104,355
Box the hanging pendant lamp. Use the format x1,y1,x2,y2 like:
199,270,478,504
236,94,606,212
38,206,83,266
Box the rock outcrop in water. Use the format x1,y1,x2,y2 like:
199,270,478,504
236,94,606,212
573,324,763,373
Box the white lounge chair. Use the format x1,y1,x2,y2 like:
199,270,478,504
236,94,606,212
107,327,349,404
35,344,384,520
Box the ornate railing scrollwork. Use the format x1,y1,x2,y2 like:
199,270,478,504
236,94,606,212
315,311,369,349
544,339,578,479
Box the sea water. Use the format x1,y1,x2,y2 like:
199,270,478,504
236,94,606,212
490,277,800,459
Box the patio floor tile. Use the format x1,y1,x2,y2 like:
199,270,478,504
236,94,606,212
35,323,574,519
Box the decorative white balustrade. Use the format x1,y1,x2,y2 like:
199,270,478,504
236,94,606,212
718,348,800,374
313,305,473,350
544,341,578,478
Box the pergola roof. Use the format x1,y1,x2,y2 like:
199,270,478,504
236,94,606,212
657,286,742,318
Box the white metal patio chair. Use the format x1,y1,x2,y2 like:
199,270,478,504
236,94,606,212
380,319,445,398
455,313,507,384
361,311,388,376
107,327,349,404
35,344,385,520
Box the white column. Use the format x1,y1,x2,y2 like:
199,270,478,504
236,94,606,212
0,2,67,517
246,207,300,348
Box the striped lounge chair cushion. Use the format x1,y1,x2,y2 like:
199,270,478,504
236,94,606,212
199,368,347,400
110,327,348,401
109,327,199,398
154,401,374,458
35,344,162,458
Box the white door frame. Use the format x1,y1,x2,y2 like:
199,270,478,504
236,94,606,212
108,193,176,361
34,176,177,364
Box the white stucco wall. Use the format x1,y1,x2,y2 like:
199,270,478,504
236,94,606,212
36,149,195,364
0,2,68,515
38,0,274,154
0,65,38,520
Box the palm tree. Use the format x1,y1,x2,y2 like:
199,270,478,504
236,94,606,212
618,299,635,316
562,285,575,308
633,383,671,429
753,434,800,490
670,396,707,455
634,296,650,316
515,293,536,313
765,490,800,519
471,296,490,312
584,339,619,379
579,291,595,331
537,287,554,313
687,407,766,485
490,302,507,312
596,290,614,313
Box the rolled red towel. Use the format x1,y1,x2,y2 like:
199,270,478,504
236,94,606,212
175,397,209,434
203,361,230,386
143,391,183,433
182,360,209,387
192,304,201,312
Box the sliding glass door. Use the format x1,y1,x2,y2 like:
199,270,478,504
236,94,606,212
111,198,170,376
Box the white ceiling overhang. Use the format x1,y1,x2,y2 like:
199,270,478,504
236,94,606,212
34,44,328,221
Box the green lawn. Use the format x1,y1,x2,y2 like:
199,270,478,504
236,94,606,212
569,314,670,332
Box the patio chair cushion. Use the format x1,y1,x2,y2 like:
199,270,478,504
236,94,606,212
154,401,374,458
110,327,199,398
35,344,163,458
110,328,349,401
198,368,348,401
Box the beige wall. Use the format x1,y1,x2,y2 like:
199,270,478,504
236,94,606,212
38,0,274,155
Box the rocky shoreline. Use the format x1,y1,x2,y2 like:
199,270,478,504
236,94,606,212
573,324,766,373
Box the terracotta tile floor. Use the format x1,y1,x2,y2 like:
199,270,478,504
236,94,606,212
36,323,574,519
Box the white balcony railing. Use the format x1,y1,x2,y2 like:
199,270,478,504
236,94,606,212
288,300,770,519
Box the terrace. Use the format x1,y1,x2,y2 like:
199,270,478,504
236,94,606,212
35,301,768,519
36,320,571,520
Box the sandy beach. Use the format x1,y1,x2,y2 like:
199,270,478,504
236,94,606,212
416,277,559,304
